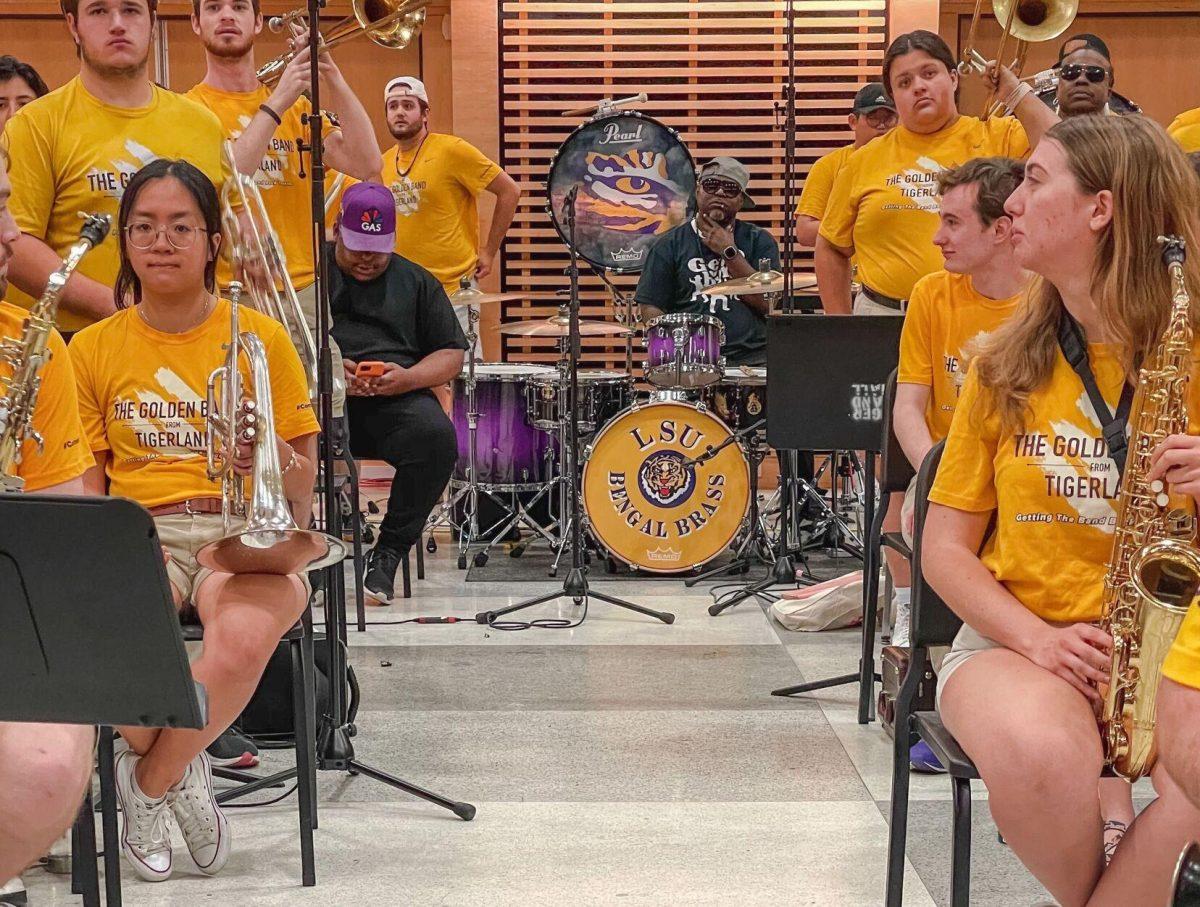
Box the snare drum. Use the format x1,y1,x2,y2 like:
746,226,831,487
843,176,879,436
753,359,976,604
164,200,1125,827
526,370,635,433
644,312,724,389
701,367,767,445
451,364,556,488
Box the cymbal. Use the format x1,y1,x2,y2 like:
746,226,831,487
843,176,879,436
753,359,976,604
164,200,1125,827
700,271,818,296
448,287,563,306
499,315,633,338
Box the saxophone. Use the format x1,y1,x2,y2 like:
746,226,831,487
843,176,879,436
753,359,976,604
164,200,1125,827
0,213,111,491
1100,235,1200,780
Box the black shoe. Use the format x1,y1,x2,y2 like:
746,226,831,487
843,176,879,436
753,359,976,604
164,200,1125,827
206,725,260,769
365,544,405,604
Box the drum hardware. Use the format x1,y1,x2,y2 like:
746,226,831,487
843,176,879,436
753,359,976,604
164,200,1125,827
702,264,818,298
678,419,779,586
474,186,675,627
560,91,648,119
801,451,866,559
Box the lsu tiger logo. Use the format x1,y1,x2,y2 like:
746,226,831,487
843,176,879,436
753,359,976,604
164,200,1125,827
638,451,695,508
581,149,680,236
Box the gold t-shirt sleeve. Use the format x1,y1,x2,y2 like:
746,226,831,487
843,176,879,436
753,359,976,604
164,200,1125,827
19,328,93,490
928,367,999,512
1,109,55,240
816,155,859,250
67,328,111,455
897,278,935,386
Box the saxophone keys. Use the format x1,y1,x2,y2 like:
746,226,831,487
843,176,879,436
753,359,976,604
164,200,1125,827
1157,493,1171,507
1151,479,1165,494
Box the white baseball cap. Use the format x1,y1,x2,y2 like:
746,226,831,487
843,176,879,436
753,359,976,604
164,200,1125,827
384,76,428,104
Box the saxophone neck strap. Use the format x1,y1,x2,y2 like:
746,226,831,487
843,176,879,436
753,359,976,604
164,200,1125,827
1056,311,1134,478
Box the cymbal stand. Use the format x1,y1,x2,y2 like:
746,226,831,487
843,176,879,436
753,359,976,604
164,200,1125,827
591,265,637,374
801,450,865,559
475,186,675,628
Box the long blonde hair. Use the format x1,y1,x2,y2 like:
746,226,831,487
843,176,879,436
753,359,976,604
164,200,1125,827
972,115,1200,432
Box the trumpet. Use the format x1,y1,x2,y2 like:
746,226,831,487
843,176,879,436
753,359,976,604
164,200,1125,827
257,0,428,87
220,141,319,399
958,0,1079,118
197,280,347,576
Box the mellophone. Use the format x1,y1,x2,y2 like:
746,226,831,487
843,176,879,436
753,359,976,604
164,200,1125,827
449,310,769,574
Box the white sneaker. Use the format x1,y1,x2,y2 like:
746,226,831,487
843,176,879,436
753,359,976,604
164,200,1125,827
0,877,27,906
113,750,173,882
168,751,231,875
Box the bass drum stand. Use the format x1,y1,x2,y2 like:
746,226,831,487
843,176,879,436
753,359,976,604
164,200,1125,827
475,187,674,628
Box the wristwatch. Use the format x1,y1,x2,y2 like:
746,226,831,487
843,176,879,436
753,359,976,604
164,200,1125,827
721,245,739,262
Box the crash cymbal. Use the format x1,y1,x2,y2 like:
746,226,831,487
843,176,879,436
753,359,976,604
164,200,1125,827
701,270,819,296
448,287,563,306
499,315,633,337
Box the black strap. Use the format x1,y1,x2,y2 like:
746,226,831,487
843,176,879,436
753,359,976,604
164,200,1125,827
1056,313,1134,477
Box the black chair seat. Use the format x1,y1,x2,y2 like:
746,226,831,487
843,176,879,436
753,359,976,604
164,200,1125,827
180,621,304,642
881,531,912,560
914,711,979,780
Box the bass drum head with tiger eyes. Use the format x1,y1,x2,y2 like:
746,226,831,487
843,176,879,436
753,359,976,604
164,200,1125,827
581,402,750,573
546,112,696,273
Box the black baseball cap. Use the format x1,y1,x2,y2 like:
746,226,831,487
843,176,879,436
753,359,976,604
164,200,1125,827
1056,33,1111,66
852,82,895,114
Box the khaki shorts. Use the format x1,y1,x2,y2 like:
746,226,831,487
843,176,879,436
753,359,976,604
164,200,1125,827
293,281,345,417
155,512,231,606
935,622,1001,711
853,291,906,316
900,475,918,549
155,513,313,608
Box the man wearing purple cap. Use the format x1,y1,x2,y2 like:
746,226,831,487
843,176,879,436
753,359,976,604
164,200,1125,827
329,182,468,602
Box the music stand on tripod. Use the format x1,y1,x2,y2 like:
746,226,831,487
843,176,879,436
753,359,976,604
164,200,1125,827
764,315,901,719
0,494,206,907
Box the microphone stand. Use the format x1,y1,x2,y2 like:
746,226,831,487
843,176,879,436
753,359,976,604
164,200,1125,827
302,0,474,822
474,186,675,627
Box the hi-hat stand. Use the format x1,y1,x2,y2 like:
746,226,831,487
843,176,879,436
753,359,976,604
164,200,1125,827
302,0,474,826
475,187,675,628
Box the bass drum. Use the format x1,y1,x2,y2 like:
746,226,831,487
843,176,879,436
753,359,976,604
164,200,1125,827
582,402,750,573
546,112,695,273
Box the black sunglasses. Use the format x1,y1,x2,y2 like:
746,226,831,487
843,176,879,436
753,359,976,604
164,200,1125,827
1060,63,1108,84
700,178,742,199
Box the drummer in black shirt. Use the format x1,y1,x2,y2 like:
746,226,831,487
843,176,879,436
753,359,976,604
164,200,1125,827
329,183,468,603
635,157,780,366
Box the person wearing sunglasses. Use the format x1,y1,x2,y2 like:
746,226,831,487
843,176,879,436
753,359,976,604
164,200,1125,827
1039,34,1140,120
635,156,778,367
796,83,897,248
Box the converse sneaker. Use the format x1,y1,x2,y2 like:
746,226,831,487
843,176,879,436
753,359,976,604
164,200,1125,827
364,543,404,604
113,749,173,882
168,751,230,876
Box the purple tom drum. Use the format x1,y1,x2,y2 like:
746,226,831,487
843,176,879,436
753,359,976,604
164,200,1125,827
644,313,725,389
452,364,556,488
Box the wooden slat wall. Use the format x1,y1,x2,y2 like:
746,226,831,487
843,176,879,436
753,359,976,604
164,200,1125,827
497,0,887,369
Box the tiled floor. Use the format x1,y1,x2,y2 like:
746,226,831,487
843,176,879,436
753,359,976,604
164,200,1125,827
24,542,1067,906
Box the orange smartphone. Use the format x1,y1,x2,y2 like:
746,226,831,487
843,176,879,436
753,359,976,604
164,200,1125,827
356,361,387,379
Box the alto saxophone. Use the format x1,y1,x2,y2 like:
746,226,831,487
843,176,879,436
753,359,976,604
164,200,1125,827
1100,235,1200,780
0,213,111,491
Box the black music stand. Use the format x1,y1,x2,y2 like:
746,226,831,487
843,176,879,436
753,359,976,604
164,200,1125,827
764,315,902,719
0,493,205,907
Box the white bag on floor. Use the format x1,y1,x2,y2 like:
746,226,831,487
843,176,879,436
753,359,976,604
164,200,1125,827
769,571,877,632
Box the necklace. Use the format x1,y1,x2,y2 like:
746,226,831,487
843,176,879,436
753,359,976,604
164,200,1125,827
137,295,214,334
393,132,428,179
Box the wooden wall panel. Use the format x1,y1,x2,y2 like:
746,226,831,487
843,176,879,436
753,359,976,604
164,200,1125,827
497,0,888,370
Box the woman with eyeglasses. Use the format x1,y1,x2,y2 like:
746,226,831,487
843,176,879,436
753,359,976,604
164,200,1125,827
68,158,318,884
817,29,1059,316
924,115,1200,906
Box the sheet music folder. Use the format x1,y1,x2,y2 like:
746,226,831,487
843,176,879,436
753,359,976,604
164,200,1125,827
0,494,205,729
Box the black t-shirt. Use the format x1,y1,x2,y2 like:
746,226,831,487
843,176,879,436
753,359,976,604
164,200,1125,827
633,219,780,364
327,243,468,374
